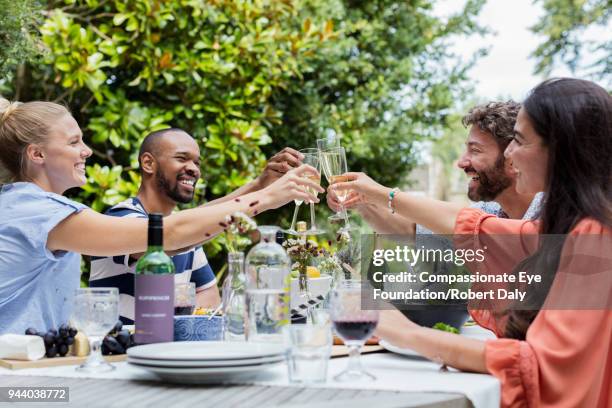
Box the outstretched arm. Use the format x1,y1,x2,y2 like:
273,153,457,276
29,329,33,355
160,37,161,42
332,172,462,235
327,191,416,235
48,165,323,256
205,147,303,206
375,310,487,373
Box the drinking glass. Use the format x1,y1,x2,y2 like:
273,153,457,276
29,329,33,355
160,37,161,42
300,148,324,235
330,280,379,381
174,282,196,315
71,288,119,373
320,146,351,229
317,137,347,224
284,144,309,233
286,310,333,384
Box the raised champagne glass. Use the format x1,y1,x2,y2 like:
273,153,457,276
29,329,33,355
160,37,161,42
321,146,351,230
300,148,324,235
284,185,304,235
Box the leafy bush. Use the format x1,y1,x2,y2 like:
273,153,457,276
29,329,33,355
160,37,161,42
2,0,486,278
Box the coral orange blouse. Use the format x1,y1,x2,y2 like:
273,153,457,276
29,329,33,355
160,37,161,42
455,208,611,408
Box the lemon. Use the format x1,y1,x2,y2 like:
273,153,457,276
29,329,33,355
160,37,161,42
306,266,321,278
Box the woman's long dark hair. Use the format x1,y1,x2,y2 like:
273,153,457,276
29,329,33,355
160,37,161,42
503,78,612,339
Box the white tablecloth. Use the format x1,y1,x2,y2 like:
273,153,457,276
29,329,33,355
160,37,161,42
0,326,500,408
0,356,499,408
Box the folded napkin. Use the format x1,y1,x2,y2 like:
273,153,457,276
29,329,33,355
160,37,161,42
0,334,46,361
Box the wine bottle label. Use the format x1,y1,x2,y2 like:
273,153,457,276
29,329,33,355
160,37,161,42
134,274,175,344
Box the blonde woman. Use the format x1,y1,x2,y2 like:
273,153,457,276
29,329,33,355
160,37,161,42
0,98,323,334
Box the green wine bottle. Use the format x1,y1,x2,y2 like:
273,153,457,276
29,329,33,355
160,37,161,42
134,213,175,344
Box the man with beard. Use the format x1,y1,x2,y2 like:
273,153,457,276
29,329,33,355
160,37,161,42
327,101,541,327
90,128,303,323
331,101,541,234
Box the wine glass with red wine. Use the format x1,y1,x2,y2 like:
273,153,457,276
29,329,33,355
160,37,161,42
330,280,379,381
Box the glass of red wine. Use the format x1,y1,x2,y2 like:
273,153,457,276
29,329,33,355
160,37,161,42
330,280,379,381
174,282,196,315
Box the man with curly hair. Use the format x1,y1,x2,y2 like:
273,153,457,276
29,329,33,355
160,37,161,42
456,101,539,220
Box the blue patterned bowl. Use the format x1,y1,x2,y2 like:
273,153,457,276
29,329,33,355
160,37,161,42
173,315,223,341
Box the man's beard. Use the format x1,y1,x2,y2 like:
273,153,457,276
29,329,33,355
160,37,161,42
466,155,512,202
156,169,194,204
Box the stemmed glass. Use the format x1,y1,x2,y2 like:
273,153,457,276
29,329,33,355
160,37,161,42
320,146,351,230
284,148,324,235
330,280,379,381
317,135,347,223
285,183,304,235
71,288,119,373
301,148,324,235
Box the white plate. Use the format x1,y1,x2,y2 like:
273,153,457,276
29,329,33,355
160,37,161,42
127,354,285,368
127,341,286,361
129,360,283,384
379,325,496,359
379,340,425,359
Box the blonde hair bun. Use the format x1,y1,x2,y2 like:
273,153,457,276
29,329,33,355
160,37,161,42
0,97,23,123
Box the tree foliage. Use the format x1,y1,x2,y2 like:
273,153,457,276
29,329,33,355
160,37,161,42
0,0,43,85
2,0,486,270
531,0,611,84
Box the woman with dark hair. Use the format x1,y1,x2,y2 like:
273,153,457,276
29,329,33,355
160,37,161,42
331,78,611,407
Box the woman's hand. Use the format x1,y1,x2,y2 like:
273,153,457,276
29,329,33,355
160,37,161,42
262,164,324,209
328,172,389,208
327,189,367,211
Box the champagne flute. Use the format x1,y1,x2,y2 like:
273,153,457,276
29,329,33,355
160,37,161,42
284,188,304,235
317,134,348,222
321,147,351,230
300,148,324,235
330,280,379,381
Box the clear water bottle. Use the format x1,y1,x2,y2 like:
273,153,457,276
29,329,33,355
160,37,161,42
222,252,247,341
245,226,291,343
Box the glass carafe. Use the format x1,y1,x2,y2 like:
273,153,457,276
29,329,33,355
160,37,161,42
245,226,291,343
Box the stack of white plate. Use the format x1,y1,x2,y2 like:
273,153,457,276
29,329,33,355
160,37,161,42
127,341,285,384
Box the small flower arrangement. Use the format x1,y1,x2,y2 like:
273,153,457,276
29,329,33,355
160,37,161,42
282,237,328,291
284,237,325,260
318,254,342,277
223,211,257,253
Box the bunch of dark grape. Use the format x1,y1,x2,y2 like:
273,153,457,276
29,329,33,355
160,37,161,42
25,324,77,358
101,321,135,355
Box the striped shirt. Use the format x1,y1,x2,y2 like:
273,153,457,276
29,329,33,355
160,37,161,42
89,197,216,324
